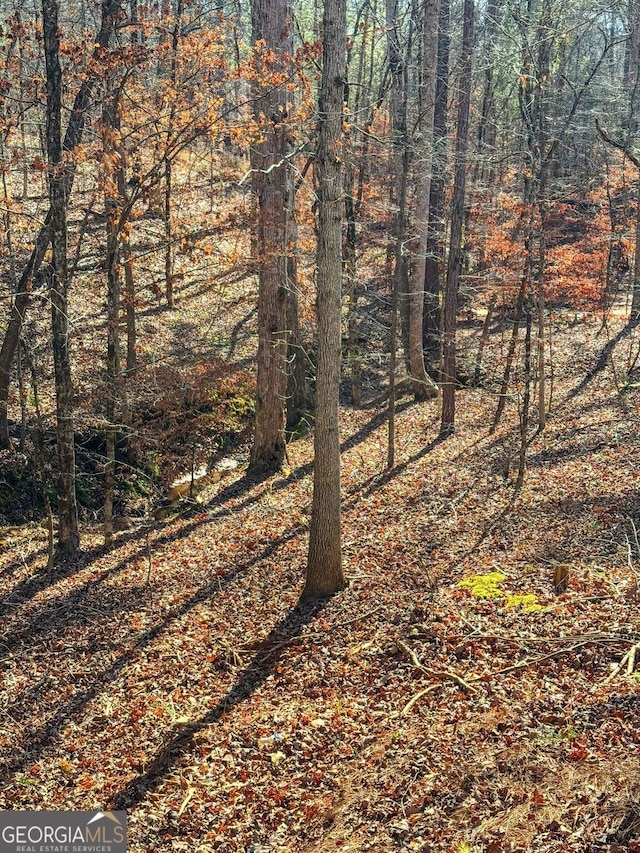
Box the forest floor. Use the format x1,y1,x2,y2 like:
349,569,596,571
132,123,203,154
1,292,640,852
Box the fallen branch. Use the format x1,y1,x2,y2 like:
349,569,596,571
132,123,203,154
488,643,587,677
606,641,640,682
401,684,441,716
396,639,478,694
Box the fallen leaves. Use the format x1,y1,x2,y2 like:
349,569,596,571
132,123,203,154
2,310,640,852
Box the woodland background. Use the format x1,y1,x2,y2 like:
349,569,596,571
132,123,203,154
0,0,640,850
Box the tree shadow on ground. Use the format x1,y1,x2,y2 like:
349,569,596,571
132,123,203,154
204,398,419,517
0,465,273,617
109,596,328,811
0,510,310,782
567,316,640,400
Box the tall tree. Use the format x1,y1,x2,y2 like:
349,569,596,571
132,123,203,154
43,0,79,557
423,0,450,368
407,0,440,400
163,0,184,309
303,0,347,599
440,0,473,435
386,0,412,380
248,0,295,474
627,0,640,320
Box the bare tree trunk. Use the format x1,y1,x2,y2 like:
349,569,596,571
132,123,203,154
633,179,640,322
474,0,502,182
440,0,473,436
164,0,183,309
44,0,79,559
386,0,411,374
102,88,123,546
473,292,496,386
388,255,398,470
248,0,293,474
304,0,346,599
516,300,533,489
408,0,440,401
285,246,308,428
344,158,362,407
627,0,640,320
424,0,449,369
284,66,306,428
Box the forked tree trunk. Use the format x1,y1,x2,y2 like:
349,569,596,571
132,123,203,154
44,0,79,558
303,0,346,599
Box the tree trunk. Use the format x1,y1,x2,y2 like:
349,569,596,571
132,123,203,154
23,341,55,571
44,0,80,558
474,0,502,182
424,0,449,369
633,180,640,321
248,0,294,474
304,0,347,599
0,0,121,450
386,0,411,375
440,0,473,436
284,68,306,428
408,0,440,401
103,88,123,546
164,0,183,309
285,248,308,428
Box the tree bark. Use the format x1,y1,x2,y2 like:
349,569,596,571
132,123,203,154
248,0,294,474
440,0,473,436
386,0,411,375
408,0,440,401
424,0,449,368
304,0,346,599
44,0,80,558
102,87,123,546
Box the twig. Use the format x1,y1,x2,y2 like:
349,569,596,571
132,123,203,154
628,515,640,561
606,641,640,682
396,640,478,693
488,643,586,677
401,684,441,716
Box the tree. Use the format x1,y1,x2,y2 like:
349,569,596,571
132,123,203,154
440,0,473,436
303,0,347,599
407,0,440,401
423,0,450,368
248,0,295,475
43,0,80,558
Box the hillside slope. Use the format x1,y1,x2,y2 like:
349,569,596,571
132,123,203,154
1,311,640,853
